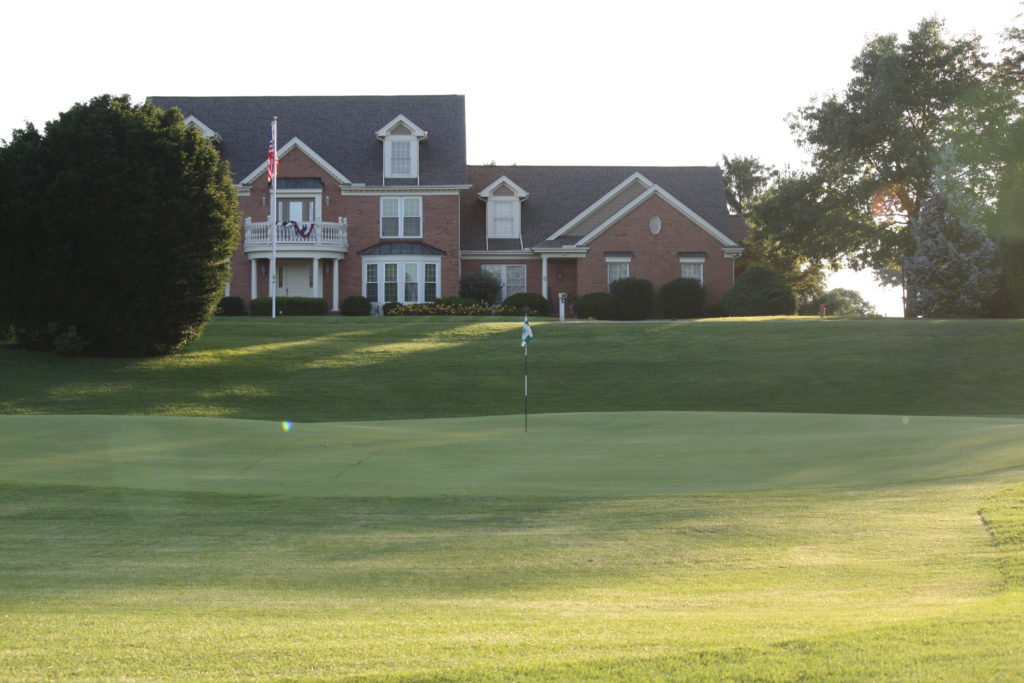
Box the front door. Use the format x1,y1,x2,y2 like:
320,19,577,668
277,260,313,297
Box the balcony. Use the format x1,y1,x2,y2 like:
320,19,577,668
243,218,348,257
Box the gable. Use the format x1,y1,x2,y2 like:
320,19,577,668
562,177,650,238
575,186,738,248
238,137,351,187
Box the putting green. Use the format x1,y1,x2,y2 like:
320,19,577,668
3,412,1023,496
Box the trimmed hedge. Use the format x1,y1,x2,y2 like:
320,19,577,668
502,292,551,316
215,296,246,316
459,270,503,305
720,265,797,316
341,296,372,316
575,292,617,320
434,295,480,308
250,297,329,316
610,277,655,320
660,278,706,319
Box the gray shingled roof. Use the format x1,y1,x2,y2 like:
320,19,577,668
462,166,735,251
148,95,467,186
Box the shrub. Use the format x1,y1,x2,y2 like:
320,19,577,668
250,297,329,316
799,288,877,316
459,270,503,305
702,303,727,318
434,295,479,308
660,278,706,319
574,292,617,320
48,322,88,356
0,95,237,356
216,296,246,316
341,296,372,316
502,292,551,316
610,277,655,320
720,265,797,316
381,302,404,315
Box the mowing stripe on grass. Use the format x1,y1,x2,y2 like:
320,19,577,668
3,412,1023,497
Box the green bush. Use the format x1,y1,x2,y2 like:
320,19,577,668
216,296,246,316
720,265,797,316
660,278,706,319
703,303,727,318
574,292,617,320
0,95,237,356
250,297,329,316
502,292,551,316
434,295,480,308
341,296,372,316
381,302,404,316
610,277,655,320
459,270,503,305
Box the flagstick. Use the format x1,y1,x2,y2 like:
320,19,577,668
270,117,279,319
524,342,528,433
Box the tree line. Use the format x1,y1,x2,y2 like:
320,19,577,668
724,16,1023,318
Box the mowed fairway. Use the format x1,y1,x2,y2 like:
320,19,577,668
2,318,1024,679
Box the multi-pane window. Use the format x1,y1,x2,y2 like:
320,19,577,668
364,259,440,305
491,200,516,237
482,264,527,301
681,262,704,285
424,264,438,302
384,263,399,303
381,197,422,238
608,262,630,288
390,140,412,176
365,264,379,302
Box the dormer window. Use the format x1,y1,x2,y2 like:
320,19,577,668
376,115,427,181
479,176,529,240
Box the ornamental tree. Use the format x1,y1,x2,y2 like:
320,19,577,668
904,188,1000,318
0,95,237,356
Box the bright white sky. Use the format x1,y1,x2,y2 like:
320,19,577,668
3,0,1020,315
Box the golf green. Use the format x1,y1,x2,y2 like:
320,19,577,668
4,411,1023,496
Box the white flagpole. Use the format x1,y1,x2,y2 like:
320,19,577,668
270,117,279,319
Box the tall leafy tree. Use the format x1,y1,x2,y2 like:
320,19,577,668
751,18,995,303
0,95,238,356
721,155,826,307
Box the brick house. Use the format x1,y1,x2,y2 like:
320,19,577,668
149,95,743,313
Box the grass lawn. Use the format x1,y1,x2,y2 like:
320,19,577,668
1,316,1022,421
2,317,1024,679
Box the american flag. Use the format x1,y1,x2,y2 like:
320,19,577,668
267,120,278,182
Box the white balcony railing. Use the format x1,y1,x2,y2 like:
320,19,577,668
244,218,348,252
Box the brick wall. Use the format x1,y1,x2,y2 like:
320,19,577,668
576,195,736,304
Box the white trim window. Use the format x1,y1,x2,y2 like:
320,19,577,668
381,197,422,238
482,264,527,301
679,254,707,285
486,197,521,239
364,257,440,304
385,138,416,178
606,254,632,290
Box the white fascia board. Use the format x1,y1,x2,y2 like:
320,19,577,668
545,172,655,241
238,137,352,187
375,114,427,140
679,254,707,263
461,250,540,260
478,175,530,199
339,185,471,196
576,185,739,248
183,115,222,142
531,247,589,257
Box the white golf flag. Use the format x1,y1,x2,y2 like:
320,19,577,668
521,316,533,348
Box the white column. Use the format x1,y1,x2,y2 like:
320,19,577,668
541,254,550,300
331,258,340,312
313,257,321,299
250,259,257,300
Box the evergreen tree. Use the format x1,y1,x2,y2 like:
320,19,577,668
904,188,999,317
0,95,237,356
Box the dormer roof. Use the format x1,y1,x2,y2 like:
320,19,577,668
148,95,466,185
